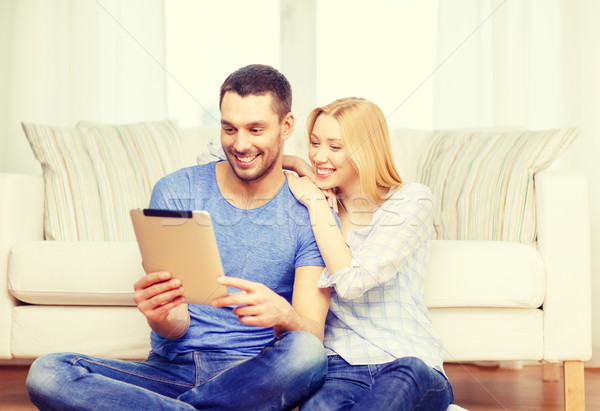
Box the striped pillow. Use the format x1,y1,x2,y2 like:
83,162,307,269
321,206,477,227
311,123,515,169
22,120,185,241
417,128,579,245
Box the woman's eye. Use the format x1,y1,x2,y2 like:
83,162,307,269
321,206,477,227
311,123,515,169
330,145,342,150
310,141,320,147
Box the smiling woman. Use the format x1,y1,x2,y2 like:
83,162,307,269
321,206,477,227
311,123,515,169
285,97,453,410
307,98,403,205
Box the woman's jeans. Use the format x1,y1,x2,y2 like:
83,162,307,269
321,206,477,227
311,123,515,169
300,355,454,411
26,331,327,410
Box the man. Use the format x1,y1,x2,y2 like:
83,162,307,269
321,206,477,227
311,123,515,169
26,64,330,410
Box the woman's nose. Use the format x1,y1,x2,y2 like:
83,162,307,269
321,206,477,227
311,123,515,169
312,147,327,163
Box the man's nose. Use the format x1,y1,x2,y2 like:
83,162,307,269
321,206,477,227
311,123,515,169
234,131,252,152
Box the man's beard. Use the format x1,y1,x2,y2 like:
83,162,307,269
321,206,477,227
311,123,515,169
225,132,282,183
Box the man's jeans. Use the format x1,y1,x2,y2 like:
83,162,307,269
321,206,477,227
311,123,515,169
26,331,327,410
300,355,453,411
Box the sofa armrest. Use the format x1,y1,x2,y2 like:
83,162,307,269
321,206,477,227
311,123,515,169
0,173,44,358
535,170,592,361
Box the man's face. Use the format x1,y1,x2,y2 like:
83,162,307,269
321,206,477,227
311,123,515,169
220,92,290,182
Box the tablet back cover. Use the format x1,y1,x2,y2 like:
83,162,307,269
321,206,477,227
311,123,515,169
130,209,228,304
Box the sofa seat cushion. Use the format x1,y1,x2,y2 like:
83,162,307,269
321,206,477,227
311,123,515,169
425,240,545,308
430,307,543,361
11,305,150,359
8,239,545,309
8,241,144,305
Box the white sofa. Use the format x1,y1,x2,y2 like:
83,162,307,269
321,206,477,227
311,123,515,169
0,126,592,409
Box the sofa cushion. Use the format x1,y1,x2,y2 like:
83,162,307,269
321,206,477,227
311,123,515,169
425,240,545,308
11,306,150,359
8,241,143,305
417,128,579,245
22,120,185,241
8,240,544,308
430,307,543,362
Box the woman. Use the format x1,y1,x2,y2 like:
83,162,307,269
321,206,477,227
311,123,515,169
285,97,453,411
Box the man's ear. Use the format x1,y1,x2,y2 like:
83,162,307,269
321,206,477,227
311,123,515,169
280,112,295,141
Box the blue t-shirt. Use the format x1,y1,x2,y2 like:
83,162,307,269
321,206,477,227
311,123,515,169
148,161,324,359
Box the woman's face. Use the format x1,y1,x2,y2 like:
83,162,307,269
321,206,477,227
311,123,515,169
308,114,360,193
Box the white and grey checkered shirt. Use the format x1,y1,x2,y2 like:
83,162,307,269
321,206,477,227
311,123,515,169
318,183,444,372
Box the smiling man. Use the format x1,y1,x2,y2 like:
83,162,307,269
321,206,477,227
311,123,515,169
26,64,330,410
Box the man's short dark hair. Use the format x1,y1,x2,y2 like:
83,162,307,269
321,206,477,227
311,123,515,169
219,64,292,121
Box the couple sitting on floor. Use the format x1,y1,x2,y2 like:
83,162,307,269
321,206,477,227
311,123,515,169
26,64,453,411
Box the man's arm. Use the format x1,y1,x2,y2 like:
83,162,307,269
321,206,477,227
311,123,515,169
211,268,330,341
133,271,190,339
284,265,331,340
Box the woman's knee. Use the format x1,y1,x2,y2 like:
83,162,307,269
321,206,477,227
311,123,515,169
383,356,431,379
390,356,428,370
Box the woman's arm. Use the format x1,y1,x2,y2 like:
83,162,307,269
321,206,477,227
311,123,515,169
286,173,351,271
288,176,434,301
283,155,315,179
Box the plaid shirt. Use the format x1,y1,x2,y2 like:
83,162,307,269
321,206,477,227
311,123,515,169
319,183,444,372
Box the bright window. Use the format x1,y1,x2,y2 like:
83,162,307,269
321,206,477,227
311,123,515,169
316,0,438,130
165,0,280,127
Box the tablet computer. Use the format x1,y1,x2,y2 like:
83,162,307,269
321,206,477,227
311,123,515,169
130,208,228,304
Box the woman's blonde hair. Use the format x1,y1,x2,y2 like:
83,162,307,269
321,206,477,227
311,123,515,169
306,97,403,204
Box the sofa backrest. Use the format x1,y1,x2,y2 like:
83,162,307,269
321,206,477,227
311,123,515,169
180,127,221,167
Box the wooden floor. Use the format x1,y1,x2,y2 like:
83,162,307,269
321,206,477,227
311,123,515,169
1,363,598,410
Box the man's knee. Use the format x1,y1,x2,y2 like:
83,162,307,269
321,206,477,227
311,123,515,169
274,332,327,387
280,332,326,370
27,353,73,401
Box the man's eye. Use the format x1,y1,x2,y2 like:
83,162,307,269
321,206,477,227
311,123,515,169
223,128,235,134
251,129,263,134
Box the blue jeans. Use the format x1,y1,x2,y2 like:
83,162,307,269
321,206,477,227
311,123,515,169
301,355,453,411
26,331,327,410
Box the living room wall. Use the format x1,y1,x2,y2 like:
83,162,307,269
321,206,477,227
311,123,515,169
1,0,599,366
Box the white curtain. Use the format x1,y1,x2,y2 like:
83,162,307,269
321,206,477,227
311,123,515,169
0,0,168,175
433,0,566,129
